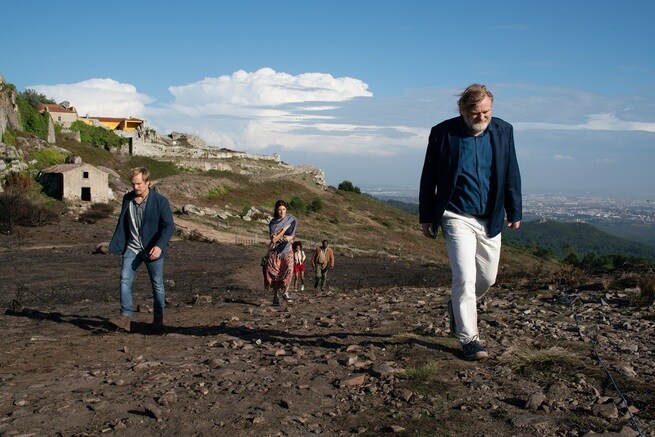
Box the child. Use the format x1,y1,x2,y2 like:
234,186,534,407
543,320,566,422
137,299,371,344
292,241,306,291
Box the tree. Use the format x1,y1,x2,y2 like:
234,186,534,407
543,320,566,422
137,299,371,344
338,180,361,194
20,88,55,109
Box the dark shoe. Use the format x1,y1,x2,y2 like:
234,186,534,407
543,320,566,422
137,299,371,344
152,316,164,334
463,340,489,361
109,315,131,332
272,296,280,306
447,299,457,338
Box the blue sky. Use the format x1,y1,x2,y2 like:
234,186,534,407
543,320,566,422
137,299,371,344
2,0,654,198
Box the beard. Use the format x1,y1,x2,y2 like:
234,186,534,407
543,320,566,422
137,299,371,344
464,117,491,135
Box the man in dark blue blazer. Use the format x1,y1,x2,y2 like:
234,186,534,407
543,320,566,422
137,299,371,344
419,84,522,360
108,167,175,333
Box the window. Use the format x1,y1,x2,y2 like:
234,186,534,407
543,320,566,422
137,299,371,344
83,171,89,179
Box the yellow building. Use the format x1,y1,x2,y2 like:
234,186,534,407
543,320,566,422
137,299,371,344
79,116,145,132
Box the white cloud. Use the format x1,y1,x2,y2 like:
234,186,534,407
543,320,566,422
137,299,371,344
497,85,655,132
553,154,574,161
152,68,428,156
515,112,655,132
29,78,152,118
168,68,372,107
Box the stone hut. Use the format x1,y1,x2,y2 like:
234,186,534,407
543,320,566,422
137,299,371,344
38,102,79,128
38,163,110,203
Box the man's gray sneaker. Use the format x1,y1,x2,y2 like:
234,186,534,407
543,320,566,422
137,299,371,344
462,339,489,361
447,299,457,338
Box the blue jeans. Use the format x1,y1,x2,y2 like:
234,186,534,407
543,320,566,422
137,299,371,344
120,250,165,317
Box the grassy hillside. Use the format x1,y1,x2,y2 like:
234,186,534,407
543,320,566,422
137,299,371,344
503,219,655,260
2,124,563,283
0,77,567,283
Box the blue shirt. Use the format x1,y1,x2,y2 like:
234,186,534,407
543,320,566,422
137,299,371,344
447,128,492,217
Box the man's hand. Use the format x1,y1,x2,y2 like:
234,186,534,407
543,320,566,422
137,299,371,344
421,223,436,239
149,246,162,260
507,221,521,230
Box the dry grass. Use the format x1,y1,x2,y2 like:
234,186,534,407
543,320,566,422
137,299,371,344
636,272,655,306
398,363,440,380
504,346,583,374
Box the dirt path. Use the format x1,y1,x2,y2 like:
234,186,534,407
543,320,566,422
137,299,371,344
0,224,653,436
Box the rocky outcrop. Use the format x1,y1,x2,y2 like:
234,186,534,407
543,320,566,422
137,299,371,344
0,80,21,137
131,137,281,164
169,132,211,149
128,135,331,186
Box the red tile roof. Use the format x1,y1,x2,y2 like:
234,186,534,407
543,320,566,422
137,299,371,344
39,103,77,114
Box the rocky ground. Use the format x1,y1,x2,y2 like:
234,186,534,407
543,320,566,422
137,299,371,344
1,220,654,436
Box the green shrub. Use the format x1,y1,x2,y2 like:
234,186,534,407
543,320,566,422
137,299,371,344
338,180,361,194
127,156,180,179
30,148,67,169
308,197,324,212
2,128,17,145
69,120,129,149
16,93,49,139
289,196,308,215
207,185,231,199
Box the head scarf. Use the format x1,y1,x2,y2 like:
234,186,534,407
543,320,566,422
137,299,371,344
269,213,296,254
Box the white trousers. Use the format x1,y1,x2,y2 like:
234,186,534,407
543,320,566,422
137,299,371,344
441,210,501,344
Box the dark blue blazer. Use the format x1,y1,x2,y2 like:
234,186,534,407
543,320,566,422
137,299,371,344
109,188,175,259
419,116,522,238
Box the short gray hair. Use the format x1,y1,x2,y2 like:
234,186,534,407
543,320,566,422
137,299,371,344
458,84,494,113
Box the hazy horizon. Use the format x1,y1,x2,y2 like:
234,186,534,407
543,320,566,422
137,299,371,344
2,1,654,199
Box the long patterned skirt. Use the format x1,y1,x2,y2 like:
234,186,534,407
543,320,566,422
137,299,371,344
265,249,293,290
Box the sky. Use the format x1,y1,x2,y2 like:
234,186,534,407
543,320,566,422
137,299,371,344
2,0,655,199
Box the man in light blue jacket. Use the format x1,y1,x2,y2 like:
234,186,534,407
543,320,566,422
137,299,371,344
419,84,522,361
109,167,175,333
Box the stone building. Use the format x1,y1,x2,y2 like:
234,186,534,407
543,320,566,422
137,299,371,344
38,163,110,203
38,102,79,128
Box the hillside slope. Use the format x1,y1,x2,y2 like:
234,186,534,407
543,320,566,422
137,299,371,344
504,220,655,260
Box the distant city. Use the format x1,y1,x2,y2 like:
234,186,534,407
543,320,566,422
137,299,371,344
362,186,655,245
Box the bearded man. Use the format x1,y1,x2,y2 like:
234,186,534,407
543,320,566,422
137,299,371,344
419,84,522,360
